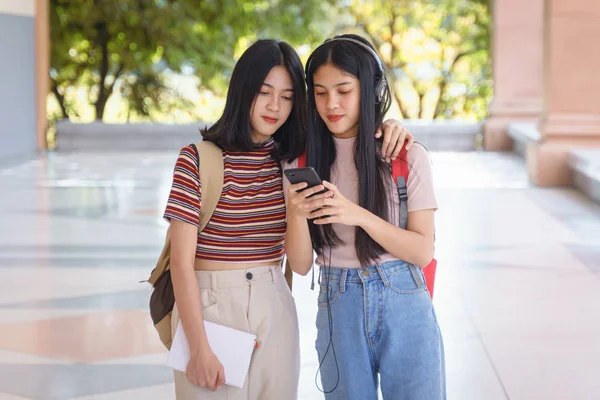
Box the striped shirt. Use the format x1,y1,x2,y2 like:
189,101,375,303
163,139,286,263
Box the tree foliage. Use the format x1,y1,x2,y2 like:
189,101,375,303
342,0,491,120
50,0,334,121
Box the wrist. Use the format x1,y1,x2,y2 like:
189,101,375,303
357,208,375,229
289,211,308,222
188,335,211,355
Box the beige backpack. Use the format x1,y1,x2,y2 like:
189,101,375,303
148,140,293,349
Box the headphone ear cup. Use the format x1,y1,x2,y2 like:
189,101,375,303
375,77,388,103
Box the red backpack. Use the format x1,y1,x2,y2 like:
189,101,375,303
298,148,438,297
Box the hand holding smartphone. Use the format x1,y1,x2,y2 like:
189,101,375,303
284,167,332,220
283,167,326,196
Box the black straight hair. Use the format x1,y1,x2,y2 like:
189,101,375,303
201,39,306,161
305,34,393,266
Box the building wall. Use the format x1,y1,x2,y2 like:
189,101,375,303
0,0,36,161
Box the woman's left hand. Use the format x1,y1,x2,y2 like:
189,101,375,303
306,181,368,227
376,119,414,163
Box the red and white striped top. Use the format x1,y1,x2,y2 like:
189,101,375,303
163,139,286,263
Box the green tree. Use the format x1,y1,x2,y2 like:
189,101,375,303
50,0,334,121
341,0,491,120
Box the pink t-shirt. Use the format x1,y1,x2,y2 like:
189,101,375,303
283,137,437,268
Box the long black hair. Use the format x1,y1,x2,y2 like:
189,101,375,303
201,39,306,161
305,34,393,266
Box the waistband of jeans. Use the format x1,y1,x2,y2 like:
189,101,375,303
194,265,283,289
318,260,412,283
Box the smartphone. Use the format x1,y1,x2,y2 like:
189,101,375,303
284,167,325,195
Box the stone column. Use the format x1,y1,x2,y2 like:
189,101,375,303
528,0,600,186
483,0,544,151
35,0,49,150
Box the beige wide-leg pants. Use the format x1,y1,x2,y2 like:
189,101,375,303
171,266,300,400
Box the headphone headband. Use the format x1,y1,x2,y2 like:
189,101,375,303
306,37,385,78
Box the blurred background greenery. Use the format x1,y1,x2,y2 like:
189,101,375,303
48,0,491,124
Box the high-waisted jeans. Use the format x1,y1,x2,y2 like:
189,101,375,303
315,260,446,400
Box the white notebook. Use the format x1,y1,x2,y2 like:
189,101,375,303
166,320,257,388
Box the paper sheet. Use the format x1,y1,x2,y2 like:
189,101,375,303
166,320,257,388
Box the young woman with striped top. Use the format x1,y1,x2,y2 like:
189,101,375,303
163,39,414,400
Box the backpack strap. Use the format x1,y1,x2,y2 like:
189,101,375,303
391,148,424,288
298,152,307,168
196,141,224,231
391,147,410,231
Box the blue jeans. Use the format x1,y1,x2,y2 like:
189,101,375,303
315,260,446,400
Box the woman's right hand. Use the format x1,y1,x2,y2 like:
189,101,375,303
187,345,225,391
287,182,333,218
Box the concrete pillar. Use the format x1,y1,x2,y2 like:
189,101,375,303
528,0,600,186
484,0,544,151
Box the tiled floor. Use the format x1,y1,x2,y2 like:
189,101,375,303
1,149,599,399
